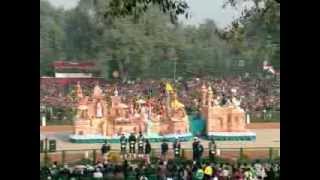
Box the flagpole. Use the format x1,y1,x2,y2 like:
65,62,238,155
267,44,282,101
174,58,176,84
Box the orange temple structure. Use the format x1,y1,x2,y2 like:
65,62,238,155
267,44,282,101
200,84,255,141
70,82,255,143
70,82,192,143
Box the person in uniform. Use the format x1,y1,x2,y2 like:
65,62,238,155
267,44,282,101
144,139,152,164
173,138,181,159
160,139,169,162
101,140,111,162
192,137,199,163
120,133,127,160
209,137,217,162
128,132,137,160
137,131,145,159
196,139,204,164
193,137,204,164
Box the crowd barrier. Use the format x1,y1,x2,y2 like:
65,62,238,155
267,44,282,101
40,147,280,166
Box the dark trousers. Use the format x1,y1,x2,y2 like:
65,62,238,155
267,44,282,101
209,153,216,162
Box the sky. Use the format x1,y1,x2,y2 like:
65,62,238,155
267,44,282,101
47,0,251,28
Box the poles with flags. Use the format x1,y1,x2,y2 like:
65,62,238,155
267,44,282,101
263,60,277,75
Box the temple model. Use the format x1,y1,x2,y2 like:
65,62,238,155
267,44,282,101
200,84,255,140
71,82,190,143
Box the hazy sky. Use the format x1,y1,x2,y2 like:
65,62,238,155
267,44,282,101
47,0,248,28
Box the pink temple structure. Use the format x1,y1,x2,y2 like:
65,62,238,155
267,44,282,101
200,84,255,140
73,82,190,138
71,82,255,142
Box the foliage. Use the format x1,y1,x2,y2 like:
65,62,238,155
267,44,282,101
222,0,280,70
103,0,190,24
40,0,280,79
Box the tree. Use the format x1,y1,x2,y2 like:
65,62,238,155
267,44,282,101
221,0,280,72
102,0,190,24
40,0,66,75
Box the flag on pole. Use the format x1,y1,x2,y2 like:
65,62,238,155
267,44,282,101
165,83,174,93
263,61,276,75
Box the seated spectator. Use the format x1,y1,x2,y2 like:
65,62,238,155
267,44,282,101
204,162,213,180
93,168,103,179
193,164,204,180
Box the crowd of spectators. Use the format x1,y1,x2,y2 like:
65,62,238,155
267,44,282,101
41,158,280,180
178,75,280,113
40,74,280,116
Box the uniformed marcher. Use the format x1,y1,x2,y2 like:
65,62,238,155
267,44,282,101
173,138,181,159
161,139,169,162
196,139,204,164
120,133,127,160
209,137,217,162
101,140,111,162
193,137,203,164
192,137,199,163
137,132,145,159
144,139,152,164
128,132,136,160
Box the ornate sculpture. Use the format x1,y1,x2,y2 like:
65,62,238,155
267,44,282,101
114,87,118,96
92,83,103,99
76,81,83,99
73,83,190,137
201,84,208,106
96,101,103,118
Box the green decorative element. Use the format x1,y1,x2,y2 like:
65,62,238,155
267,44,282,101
188,115,206,135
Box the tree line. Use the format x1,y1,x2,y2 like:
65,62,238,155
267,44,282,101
40,0,280,81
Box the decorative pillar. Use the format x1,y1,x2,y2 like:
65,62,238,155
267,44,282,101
201,84,208,107
208,86,213,107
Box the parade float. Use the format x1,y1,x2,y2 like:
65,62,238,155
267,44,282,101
70,82,192,143
69,81,255,143
200,84,256,141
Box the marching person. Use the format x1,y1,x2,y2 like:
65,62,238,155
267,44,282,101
173,138,181,159
128,132,136,160
137,131,145,159
120,133,127,160
209,137,217,162
193,137,204,164
192,137,199,163
100,140,110,162
196,139,204,164
144,139,152,164
160,139,169,162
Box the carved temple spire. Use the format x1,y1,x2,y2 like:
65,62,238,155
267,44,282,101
92,84,103,99
208,86,213,107
76,81,83,99
201,83,208,106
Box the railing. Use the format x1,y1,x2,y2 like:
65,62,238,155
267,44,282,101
40,147,280,166
250,111,280,122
